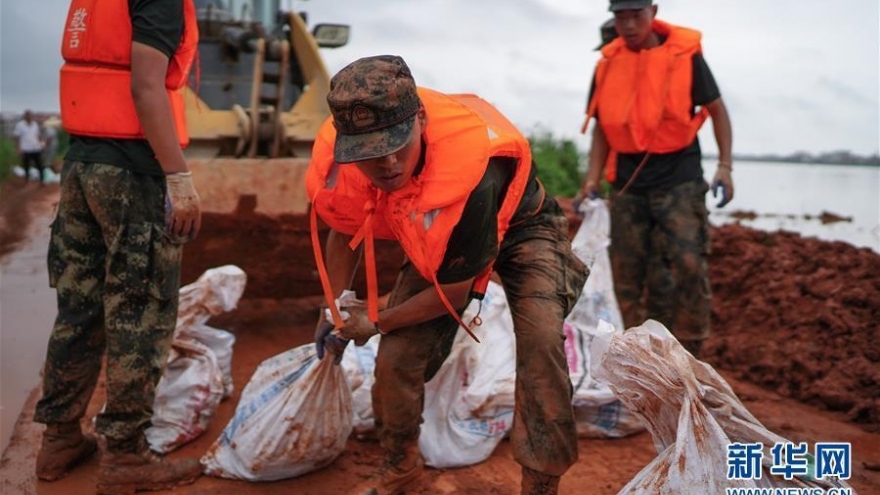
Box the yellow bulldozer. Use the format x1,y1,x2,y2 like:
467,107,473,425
181,0,388,298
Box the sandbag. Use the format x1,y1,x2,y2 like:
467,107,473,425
340,334,380,437
419,281,516,468
591,320,855,494
566,199,643,438
202,344,353,481
145,265,246,453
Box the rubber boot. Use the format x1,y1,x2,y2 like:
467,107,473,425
96,441,202,495
347,443,424,495
36,422,98,481
521,466,560,495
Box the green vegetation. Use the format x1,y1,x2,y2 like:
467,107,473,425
528,130,584,198
0,137,16,182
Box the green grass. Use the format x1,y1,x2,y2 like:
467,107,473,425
528,130,585,198
0,138,16,182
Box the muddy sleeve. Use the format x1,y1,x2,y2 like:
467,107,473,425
436,161,507,284
129,0,184,58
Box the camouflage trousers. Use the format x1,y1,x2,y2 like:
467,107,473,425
609,180,712,346
34,161,183,453
373,202,588,477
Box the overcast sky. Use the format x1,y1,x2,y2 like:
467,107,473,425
1,0,878,155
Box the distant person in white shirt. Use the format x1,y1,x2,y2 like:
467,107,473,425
43,120,59,172
13,110,46,184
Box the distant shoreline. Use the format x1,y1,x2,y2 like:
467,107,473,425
704,154,880,167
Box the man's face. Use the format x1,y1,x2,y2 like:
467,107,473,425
613,6,656,50
353,109,425,192
23,111,32,122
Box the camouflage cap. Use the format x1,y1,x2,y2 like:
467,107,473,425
609,0,652,12
327,55,421,163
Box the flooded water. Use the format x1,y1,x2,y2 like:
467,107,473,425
704,160,880,252
0,213,55,452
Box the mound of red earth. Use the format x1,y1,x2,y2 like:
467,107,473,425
704,223,880,432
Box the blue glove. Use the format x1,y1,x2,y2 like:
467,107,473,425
314,317,349,365
712,180,731,208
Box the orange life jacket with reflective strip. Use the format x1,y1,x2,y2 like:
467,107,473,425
59,0,198,146
586,20,709,181
306,88,534,340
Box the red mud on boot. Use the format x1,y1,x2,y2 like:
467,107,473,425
521,467,560,495
347,445,424,495
96,448,202,495
36,423,98,481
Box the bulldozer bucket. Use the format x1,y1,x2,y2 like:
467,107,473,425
182,157,318,299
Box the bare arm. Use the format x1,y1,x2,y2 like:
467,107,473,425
706,97,735,206
584,125,609,193
706,97,732,165
132,41,201,237
574,125,609,204
377,278,473,333
324,228,472,334
323,228,362,299
130,41,188,174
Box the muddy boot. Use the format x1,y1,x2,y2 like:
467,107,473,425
347,443,424,495
96,443,202,495
521,466,560,495
36,422,98,481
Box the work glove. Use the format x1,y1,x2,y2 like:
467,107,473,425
314,309,350,365
337,301,380,346
711,165,734,208
165,171,202,242
572,181,601,217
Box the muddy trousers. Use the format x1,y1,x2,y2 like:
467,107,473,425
373,209,587,476
34,161,182,453
609,180,712,345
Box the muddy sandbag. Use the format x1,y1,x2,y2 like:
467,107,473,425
419,281,516,468
202,344,353,481
592,320,855,494
566,199,644,438
145,265,246,453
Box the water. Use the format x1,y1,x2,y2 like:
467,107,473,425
702,160,880,252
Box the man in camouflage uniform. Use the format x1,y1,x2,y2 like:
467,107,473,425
309,55,589,495
33,0,203,492
576,0,735,356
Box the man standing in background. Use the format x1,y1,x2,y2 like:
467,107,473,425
33,0,203,493
13,110,45,184
578,0,734,357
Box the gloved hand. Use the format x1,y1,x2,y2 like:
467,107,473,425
314,310,349,364
572,181,601,217
711,165,734,208
337,302,379,346
165,171,202,241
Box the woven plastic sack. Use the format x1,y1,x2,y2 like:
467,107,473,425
202,344,353,481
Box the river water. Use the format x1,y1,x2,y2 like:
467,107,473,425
703,160,880,252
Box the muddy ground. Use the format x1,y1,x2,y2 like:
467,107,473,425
0,183,878,494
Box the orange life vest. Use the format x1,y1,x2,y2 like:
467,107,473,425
307,88,535,339
587,19,709,167
59,0,198,146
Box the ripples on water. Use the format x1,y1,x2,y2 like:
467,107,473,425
703,160,880,252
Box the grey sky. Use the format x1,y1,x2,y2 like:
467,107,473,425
1,0,878,155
